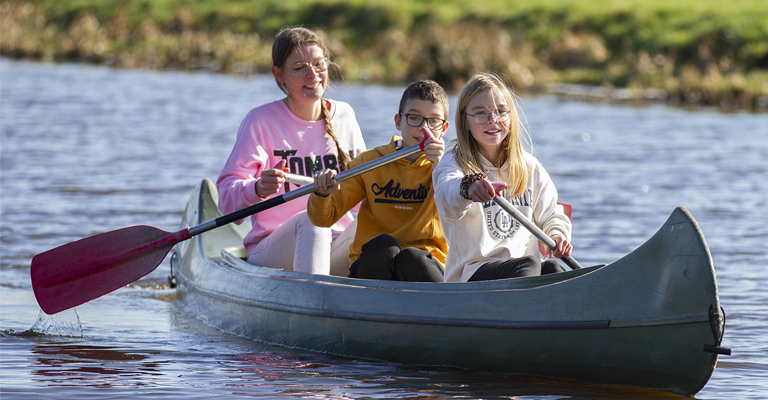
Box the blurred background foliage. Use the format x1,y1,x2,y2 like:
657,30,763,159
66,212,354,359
2,0,767,110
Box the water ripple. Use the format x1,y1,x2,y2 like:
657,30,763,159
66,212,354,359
2,58,767,399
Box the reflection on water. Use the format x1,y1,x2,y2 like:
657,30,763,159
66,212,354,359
216,352,688,399
1,59,767,399
31,344,163,387
211,348,673,399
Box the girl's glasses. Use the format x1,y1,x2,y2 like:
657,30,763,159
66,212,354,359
287,57,329,76
400,113,447,130
466,109,511,124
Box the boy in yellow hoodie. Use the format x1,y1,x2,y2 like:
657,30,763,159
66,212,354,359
307,80,449,281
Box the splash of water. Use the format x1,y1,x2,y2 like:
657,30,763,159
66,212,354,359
29,308,83,337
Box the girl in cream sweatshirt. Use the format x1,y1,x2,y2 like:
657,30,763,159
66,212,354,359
433,73,572,283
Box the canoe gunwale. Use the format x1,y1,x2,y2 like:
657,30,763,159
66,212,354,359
218,244,604,292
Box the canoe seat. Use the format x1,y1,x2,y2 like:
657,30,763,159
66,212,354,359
223,246,248,260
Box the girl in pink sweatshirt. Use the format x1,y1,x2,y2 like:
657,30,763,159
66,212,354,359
216,27,366,275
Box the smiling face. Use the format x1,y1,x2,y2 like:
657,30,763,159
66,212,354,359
395,98,448,148
272,44,328,109
466,88,510,163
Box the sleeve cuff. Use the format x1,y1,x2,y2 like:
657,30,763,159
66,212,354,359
243,179,263,204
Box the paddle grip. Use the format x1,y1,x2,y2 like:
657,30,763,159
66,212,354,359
284,173,314,186
493,196,583,270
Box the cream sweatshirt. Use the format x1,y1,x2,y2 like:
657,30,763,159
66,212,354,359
433,151,571,282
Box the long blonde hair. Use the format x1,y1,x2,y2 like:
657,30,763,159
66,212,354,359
452,72,531,197
272,26,351,171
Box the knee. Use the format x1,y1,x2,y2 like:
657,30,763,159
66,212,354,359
353,235,400,280
395,248,444,282
541,259,566,274
395,247,427,267
362,234,400,251
296,211,331,238
520,255,540,267
516,256,542,277
360,234,400,260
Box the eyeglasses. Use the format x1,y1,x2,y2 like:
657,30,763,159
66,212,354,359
400,113,447,131
287,57,329,76
466,109,511,124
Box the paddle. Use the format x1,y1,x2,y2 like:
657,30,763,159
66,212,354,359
32,140,427,315
284,172,314,186
493,196,583,270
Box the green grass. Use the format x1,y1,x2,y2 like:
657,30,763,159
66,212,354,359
3,0,767,110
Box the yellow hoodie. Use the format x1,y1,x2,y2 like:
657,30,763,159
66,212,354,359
307,136,447,266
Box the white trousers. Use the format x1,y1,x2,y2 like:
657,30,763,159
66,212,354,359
246,211,356,276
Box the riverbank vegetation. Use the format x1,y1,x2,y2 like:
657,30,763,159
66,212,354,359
2,0,767,111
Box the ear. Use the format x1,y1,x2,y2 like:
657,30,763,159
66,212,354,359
394,113,402,131
438,121,449,138
271,65,283,85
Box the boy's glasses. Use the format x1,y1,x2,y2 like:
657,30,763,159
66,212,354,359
466,109,511,124
287,57,329,76
400,113,447,131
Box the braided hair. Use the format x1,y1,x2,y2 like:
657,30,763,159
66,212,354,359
272,27,350,171
320,99,351,171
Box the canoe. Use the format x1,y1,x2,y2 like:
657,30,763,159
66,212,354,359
170,178,727,396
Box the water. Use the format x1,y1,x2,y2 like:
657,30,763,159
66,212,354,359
2,59,767,399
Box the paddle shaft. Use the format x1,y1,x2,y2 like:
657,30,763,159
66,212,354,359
284,173,314,186
188,143,424,237
493,196,583,270
31,142,425,314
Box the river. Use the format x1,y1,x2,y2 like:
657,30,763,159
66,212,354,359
1,59,766,399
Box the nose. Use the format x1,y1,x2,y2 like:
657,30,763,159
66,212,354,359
486,111,500,123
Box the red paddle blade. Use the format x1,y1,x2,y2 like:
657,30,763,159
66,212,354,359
31,225,191,315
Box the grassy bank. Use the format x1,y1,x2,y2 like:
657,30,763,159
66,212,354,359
2,0,767,111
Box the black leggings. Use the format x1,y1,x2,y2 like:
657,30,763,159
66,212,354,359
469,256,566,281
349,234,444,282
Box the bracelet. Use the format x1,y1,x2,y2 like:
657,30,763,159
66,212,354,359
460,172,487,200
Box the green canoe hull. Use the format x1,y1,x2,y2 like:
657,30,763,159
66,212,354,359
171,179,724,396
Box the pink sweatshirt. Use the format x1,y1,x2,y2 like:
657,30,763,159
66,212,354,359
216,99,366,253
